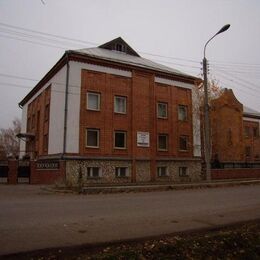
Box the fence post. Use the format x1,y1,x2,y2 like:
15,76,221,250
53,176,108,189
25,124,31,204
8,160,18,184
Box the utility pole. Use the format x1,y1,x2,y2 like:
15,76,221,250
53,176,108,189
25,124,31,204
203,56,211,181
203,24,230,181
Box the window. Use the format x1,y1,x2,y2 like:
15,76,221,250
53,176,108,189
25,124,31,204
86,129,99,148
44,104,50,121
115,43,125,52
27,117,31,131
157,166,168,177
36,111,40,140
158,134,168,151
114,131,127,149
253,127,259,138
245,146,251,157
179,167,189,177
43,134,48,152
32,114,35,129
114,96,126,114
178,105,188,121
87,167,101,178
179,136,188,151
87,92,100,111
244,126,250,138
157,102,168,118
115,167,129,177
227,128,233,145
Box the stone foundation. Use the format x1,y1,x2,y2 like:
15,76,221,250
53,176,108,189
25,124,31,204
155,160,202,182
66,160,132,186
65,159,202,186
136,161,151,182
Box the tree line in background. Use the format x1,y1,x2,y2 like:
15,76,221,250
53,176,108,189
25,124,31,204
0,118,21,160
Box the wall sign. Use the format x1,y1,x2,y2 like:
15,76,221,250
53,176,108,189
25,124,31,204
36,161,59,170
137,132,150,147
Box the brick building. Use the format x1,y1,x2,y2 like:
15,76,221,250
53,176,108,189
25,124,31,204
18,37,202,185
210,89,260,165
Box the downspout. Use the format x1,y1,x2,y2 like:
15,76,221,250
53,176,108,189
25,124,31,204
62,51,70,158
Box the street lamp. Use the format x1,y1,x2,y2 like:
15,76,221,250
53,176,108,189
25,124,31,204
203,24,230,181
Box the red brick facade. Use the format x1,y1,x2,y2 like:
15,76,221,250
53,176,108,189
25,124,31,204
79,70,194,159
26,86,51,158
210,89,260,163
18,37,202,185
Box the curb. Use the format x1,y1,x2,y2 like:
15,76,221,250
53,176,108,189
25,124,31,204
81,179,260,194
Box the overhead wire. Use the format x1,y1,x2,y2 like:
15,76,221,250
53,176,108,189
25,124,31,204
1,21,260,104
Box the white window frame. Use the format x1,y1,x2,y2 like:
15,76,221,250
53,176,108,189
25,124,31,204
87,92,100,111
158,134,168,151
179,167,189,177
178,105,188,121
114,96,127,114
114,131,127,149
86,129,100,148
157,166,169,177
157,102,168,119
86,167,102,178
115,167,129,178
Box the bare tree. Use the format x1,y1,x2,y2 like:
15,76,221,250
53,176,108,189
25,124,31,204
192,78,224,159
0,118,21,160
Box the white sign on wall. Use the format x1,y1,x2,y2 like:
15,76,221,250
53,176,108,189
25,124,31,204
137,132,150,147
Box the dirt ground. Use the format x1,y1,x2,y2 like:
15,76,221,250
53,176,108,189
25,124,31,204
2,220,260,260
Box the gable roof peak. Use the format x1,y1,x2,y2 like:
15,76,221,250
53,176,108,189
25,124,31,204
98,37,140,57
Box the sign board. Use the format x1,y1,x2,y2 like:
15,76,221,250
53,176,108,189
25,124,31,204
36,161,59,170
137,132,150,147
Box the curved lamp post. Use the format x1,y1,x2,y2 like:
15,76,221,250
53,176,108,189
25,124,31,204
203,24,230,181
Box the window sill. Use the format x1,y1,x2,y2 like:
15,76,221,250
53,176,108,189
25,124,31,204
157,116,168,120
86,108,100,112
86,146,100,149
115,176,129,178
114,112,127,115
87,176,101,179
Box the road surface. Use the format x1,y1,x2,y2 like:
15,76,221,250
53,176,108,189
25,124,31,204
0,184,260,255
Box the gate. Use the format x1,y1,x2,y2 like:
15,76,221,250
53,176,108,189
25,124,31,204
0,161,8,183
18,160,30,183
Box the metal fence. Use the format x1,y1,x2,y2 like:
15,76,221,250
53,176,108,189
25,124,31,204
212,161,260,169
0,161,8,183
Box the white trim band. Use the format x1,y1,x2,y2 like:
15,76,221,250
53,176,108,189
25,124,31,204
83,63,132,78
155,77,193,89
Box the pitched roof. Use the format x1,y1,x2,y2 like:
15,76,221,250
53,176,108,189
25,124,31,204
243,106,260,119
74,37,195,78
19,37,198,107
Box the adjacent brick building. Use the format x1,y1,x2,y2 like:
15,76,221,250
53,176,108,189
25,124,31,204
18,37,202,185
210,89,260,165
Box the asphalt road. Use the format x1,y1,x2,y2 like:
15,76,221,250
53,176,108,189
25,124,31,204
0,184,260,255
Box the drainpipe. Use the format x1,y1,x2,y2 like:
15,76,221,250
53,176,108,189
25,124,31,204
62,51,70,158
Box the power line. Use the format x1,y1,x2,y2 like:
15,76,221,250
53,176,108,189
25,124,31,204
0,22,97,46
0,81,80,96
212,68,260,92
0,34,66,50
0,21,202,66
0,72,81,89
212,70,260,99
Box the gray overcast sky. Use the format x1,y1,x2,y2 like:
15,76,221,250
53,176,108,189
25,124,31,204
0,0,259,128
